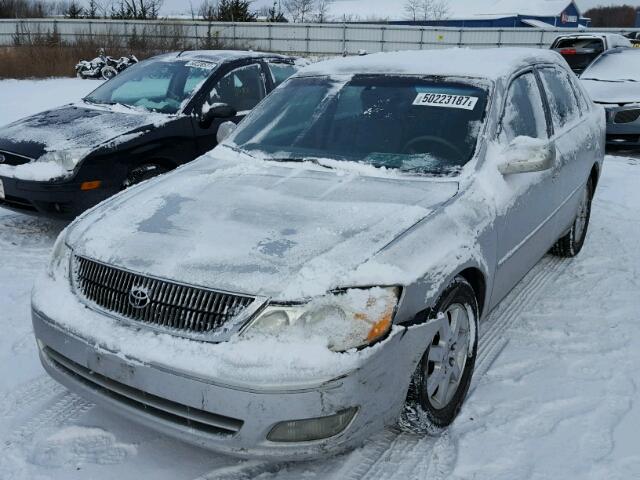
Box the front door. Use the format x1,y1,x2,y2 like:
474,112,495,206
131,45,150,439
490,70,564,306
193,62,267,155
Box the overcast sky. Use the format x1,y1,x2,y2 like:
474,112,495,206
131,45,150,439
157,0,640,18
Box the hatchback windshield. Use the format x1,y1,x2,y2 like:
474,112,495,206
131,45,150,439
231,75,489,175
84,59,216,114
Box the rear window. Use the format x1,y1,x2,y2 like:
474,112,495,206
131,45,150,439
554,38,604,52
538,68,581,130
267,62,298,87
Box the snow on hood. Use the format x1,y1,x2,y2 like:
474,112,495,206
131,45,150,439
67,151,459,300
0,102,170,159
581,79,640,104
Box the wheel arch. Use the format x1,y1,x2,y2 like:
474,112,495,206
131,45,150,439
457,267,487,318
590,163,600,192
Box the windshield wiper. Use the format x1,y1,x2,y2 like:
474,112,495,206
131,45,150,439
268,157,334,169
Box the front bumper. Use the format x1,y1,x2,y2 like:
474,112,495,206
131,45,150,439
32,307,436,460
0,175,116,219
603,105,640,147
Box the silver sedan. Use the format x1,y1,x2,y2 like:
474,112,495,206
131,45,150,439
32,48,604,459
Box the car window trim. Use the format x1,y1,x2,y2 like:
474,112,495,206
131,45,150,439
498,67,550,141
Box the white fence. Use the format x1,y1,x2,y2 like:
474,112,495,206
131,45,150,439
1,18,638,55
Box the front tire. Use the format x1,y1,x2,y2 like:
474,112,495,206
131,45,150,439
399,277,478,434
550,178,593,258
122,164,168,189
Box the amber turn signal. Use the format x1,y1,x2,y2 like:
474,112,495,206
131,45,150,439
80,181,102,191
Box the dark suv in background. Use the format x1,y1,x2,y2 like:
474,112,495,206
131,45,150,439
551,33,631,74
0,50,300,219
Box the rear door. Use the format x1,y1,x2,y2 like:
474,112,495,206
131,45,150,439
537,66,594,236
192,60,268,155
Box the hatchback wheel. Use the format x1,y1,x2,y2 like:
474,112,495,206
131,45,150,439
399,277,478,433
550,178,593,258
123,163,168,189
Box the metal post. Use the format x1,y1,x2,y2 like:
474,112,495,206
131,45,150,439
342,23,347,54
380,26,385,52
420,28,425,50
306,24,310,55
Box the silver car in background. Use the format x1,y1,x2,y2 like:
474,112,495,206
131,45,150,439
581,48,640,148
32,48,604,459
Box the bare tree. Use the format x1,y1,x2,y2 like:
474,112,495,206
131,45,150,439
313,0,331,23
198,0,218,21
404,0,420,21
404,0,450,21
284,0,314,22
110,0,164,20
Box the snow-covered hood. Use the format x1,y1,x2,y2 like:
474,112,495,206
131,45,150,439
581,79,640,104
0,102,169,159
67,153,459,300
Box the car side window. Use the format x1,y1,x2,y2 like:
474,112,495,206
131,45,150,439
538,67,581,130
208,63,266,114
501,72,548,143
267,61,298,87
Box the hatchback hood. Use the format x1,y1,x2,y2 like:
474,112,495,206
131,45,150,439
582,78,640,104
0,103,169,159
69,152,459,300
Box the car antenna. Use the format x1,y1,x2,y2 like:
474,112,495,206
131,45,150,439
177,50,190,57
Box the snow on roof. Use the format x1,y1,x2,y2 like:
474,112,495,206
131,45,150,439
324,0,583,22
157,50,288,63
469,0,579,17
299,48,564,82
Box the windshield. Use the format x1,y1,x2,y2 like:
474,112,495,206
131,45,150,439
582,49,640,81
84,59,216,114
230,75,489,176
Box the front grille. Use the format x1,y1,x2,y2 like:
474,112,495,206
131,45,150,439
0,150,32,166
43,346,243,435
614,109,640,124
73,256,255,335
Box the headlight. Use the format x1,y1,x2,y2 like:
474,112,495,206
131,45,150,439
39,148,89,173
47,230,72,280
243,287,400,352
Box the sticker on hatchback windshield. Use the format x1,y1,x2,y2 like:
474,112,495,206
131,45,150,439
185,60,217,70
413,93,478,110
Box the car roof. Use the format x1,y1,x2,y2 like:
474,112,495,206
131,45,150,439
155,50,292,63
297,48,565,82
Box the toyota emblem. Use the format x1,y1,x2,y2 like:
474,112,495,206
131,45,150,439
128,286,151,309
0,154,5,164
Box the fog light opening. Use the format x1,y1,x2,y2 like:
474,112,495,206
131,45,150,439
267,407,358,443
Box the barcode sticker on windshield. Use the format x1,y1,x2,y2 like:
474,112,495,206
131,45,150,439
413,93,478,110
185,60,217,70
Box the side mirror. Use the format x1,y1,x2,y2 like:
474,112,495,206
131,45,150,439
200,102,237,128
498,138,556,175
217,121,237,144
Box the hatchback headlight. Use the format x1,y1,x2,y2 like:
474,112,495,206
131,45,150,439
47,230,72,280
243,287,400,352
39,148,89,173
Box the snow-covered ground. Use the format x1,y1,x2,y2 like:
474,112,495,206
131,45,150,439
1,78,639,479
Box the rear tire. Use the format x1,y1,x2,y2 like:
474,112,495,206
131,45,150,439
550,178,593,258
122,164,168,189
399,277,479,434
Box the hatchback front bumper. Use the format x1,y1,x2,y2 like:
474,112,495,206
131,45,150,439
32,307,437,460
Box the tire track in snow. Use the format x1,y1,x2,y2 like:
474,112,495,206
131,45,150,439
194,255,568,480
3,392,94,449
0,375,65,418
